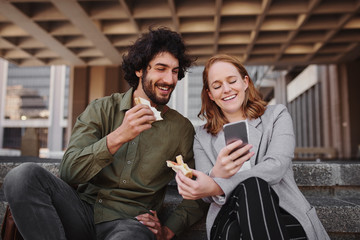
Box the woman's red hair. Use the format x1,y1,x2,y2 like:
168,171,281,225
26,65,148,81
198,54,267,135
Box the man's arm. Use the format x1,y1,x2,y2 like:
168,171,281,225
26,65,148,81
60,100,155,185
106,103,155,154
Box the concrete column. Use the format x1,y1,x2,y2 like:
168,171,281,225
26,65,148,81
48,66,66,153
0,59,8,149
89,66,128,102
319,65,331,148
274,71,287,105
328,65,343,158
105,66,122,96
89,66,106,102
66,65,127,145
171,73,188,117
66,66,89,144
343,61,360,158
338,63,351,158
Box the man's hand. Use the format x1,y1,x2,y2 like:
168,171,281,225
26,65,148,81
136,210,175,240
106,104,156,154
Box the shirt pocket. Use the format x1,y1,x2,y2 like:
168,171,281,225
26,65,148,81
137,145,175,186
136,126,180,186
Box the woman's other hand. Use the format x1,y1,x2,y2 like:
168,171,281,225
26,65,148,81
211,140,254,178
175,170,223,200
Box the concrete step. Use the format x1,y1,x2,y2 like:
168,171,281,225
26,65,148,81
0,157,359,239
293,160,360,188
1,158,359,189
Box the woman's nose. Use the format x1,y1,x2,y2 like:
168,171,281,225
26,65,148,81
223,82,231,92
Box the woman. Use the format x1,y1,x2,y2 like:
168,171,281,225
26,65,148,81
175,54,329,240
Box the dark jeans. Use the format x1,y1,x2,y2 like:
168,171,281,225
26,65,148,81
3,163,155,240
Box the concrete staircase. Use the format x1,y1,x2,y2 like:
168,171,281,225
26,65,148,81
0,156,359,240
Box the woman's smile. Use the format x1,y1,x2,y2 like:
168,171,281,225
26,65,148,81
222,94,237,101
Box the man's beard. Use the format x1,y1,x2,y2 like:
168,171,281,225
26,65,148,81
141,71,174,105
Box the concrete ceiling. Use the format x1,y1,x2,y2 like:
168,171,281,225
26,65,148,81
0,0,360,70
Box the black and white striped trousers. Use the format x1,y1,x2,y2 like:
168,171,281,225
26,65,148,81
210,177,307,240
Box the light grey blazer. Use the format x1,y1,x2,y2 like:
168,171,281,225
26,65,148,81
194,104,330,240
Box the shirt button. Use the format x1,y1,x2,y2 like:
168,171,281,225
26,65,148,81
131,142,135,145
127,161,131,164
122,180,127,184
98,199,103,203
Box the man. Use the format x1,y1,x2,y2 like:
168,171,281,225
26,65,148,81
3,27,205,240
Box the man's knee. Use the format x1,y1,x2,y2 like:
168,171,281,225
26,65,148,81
3,162,47,200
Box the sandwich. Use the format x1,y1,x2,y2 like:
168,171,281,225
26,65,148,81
166,155,193,178
134,97,163,121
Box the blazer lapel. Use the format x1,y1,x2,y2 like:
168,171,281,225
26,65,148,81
248,117,263,165
212,131,225,163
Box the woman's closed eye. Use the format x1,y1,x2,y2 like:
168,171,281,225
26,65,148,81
228,78,237,84
212,83,221,89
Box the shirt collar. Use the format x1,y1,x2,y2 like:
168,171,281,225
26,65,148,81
119,87,134,111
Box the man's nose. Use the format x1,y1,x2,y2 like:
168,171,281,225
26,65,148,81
163,70,175,84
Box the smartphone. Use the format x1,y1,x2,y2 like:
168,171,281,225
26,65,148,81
223,120,249,156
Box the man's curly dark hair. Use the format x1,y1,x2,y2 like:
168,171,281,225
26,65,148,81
122,27,195,89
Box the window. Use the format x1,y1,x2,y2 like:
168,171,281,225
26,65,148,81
0,59,69,157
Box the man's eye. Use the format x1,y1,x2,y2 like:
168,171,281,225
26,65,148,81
172,70,179,74
156,68,165,71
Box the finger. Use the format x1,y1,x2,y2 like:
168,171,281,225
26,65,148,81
137,213,158,223
137,217,160,231
127,103,151,117
149,210,161,224
225,140,243,154
146,227,158,235
150,210,158,219
177,171,195,187
231,144,253,161
131,108,156,124
177,175,197,197
136,213,153,221
175,172,182,184
137,220,158,234
127,105,155,121
190,169,201,177
233,151,255,166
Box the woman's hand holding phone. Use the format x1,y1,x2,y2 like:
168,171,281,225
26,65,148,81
211,140,254,178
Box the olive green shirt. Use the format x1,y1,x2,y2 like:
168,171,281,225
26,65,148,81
60,88,205,236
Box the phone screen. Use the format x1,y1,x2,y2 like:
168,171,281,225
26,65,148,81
223,120,249,155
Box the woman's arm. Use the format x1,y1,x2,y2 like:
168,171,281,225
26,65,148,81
214,105,295,201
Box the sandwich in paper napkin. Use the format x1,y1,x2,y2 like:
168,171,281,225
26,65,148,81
134,97,163,121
